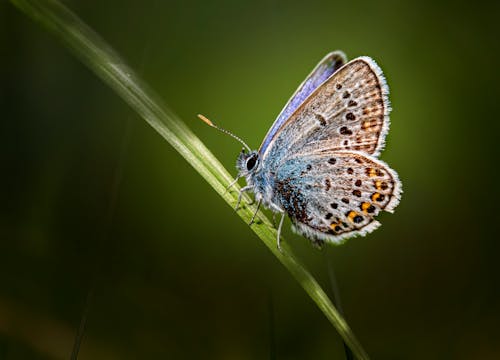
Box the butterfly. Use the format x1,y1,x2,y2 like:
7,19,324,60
200,51,402,249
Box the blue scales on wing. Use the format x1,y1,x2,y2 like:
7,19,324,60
261,57,391,170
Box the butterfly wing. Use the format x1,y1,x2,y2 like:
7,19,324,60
274,150,401,246
262,57,391,170
259,51,347,155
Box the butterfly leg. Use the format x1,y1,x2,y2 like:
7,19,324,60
225,176,241,194
248,199,262,226
277,212,285,252
235,185,252,211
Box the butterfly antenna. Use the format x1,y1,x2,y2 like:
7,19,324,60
198,114,252,152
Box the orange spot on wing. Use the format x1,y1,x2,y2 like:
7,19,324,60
347,211,358,221
366,168,377,177
330,223,342,232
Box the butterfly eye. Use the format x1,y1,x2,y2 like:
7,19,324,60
246,155,257,171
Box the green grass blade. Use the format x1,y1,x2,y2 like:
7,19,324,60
10,0,369,358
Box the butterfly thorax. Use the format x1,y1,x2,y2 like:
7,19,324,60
236,149,283,213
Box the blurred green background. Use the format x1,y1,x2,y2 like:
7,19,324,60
2,0,499,359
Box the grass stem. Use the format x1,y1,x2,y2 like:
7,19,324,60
10,0,370,358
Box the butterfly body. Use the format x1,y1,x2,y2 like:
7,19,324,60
234,51,401,247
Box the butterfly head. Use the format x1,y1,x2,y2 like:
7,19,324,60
237,148,259,175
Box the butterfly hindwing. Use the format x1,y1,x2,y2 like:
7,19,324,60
259,51,347,154
262,57,390,170
273,151,401,245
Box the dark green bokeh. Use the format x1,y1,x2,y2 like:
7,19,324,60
2,0,499,358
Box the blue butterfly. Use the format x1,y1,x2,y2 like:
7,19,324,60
201,51,401,249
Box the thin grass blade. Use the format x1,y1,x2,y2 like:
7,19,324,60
9,0,370,358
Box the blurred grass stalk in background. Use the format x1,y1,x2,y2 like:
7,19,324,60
9,0,370,358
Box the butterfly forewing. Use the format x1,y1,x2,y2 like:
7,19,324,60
274,151,401,245
259,51,347,154
262,57,390,170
